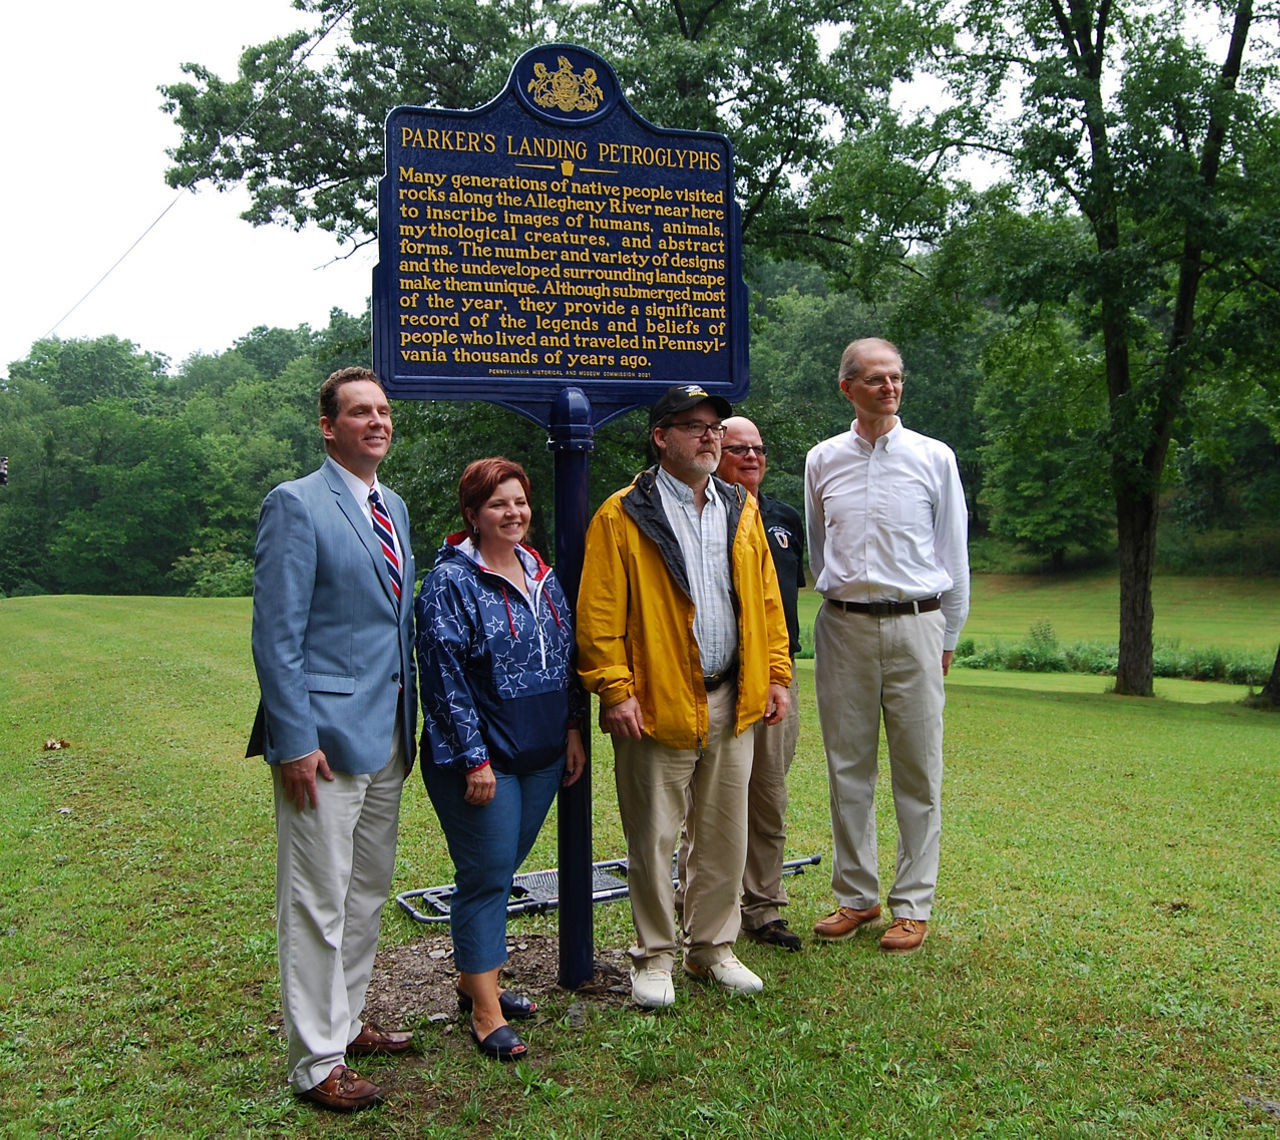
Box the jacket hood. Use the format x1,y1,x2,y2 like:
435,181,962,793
435,531,551,581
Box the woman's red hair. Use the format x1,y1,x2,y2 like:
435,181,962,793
458,457,532,527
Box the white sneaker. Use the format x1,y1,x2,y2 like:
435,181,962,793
630,965,675,1009
684,953,763,996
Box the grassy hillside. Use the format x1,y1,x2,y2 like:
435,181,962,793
1,593,1277,1136
795,572,1280,659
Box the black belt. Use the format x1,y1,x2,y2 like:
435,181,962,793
703,660,739,692
826,596,942,616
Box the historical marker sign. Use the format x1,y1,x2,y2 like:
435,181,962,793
372,44,748,424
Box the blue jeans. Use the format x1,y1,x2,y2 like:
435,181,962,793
422,758,565,974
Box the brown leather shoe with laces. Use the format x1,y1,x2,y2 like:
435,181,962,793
298,1064,384,1112
813,904,882,940
347,1019,413,1055
879,917,928,953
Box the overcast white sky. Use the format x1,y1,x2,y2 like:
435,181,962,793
1,1,373,376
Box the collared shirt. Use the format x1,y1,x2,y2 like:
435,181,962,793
805,419,970,648
331,461,403,566
655,466,738,676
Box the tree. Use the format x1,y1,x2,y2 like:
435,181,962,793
46,401,204,595
814,0,1280,694
1248,641,1280,708
231,324,318,379
976,311,1112,567
571,0,852,255
0,336,178,595
161,0,861,261
7,335,170,410
163,0,543,254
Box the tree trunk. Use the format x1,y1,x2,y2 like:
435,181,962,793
1113,484,1158,696
1253,641,1280,708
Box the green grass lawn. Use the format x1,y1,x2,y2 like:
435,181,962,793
1,590,1278,1137
797,572,1280,659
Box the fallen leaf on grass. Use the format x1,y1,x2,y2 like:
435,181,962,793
43,739,71,751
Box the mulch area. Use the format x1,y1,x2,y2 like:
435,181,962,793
362,932,633,1027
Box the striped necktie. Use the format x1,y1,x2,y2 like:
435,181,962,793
368,489,402,601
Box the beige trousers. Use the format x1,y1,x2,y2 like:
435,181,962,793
273,731,404,1092
814,603,945,920
614,683,753,972
675,672,801,931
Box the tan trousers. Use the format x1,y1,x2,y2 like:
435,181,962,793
740,673,801,928
273,731,404,1092
614,683,753,971
676,673,801,931
814,603,945,920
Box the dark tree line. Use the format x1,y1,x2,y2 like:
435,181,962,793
3,264,1274,603
2,0,1278,701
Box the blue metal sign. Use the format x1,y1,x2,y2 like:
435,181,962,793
372,44,748,427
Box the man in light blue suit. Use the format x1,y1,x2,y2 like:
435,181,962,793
249,366,417,1112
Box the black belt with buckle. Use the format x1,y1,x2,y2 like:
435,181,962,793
703,660,739,692
826,596,942,616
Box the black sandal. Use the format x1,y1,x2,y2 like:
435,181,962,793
456,987,538,1020
469,1022,527,1062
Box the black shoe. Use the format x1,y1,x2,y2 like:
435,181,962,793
469,1022,527,1062
745,919,802,951
457,987,538,1020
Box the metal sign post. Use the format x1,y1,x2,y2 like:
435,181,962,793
372,44,748,989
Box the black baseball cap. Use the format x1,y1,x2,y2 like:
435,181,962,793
648,384,733,427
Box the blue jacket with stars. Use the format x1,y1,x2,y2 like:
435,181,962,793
415,532,584,773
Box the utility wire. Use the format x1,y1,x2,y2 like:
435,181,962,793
43,0,356,341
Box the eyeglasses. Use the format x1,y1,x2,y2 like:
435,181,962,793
664,420,727,438
851,372,903,388
722,444,767,457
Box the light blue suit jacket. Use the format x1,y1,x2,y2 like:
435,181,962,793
248,457,417,774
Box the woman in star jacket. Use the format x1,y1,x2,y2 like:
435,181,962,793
415,457,584,1063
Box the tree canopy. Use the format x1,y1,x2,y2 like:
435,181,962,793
161,0,853,261
809,0,1280,693
3,0,1278,697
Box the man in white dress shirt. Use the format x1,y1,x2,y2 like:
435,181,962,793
804,338,970,953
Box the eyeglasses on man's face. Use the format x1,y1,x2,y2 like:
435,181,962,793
722,444,767,457
851,371,903,389
664,420,727,438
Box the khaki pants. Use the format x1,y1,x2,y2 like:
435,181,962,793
675,673,801,931
273,732,404,1092
614,684,753,971
814,602,945,920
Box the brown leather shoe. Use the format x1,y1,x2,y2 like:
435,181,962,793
813,904,881,940
879,917,927,953
347,1020,413,1055
298,1064,384,1112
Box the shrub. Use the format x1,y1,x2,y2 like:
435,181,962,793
172,549,254,598
954,628,1269,684
7,579,48,598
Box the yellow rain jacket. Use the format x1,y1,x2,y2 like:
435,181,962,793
576,468,792,749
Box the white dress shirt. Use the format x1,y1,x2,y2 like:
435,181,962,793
805,419,970,648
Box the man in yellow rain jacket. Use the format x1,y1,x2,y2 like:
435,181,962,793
577,385,792,1010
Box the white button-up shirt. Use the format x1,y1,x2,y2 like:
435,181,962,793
656,466,738,676
805,419,970,648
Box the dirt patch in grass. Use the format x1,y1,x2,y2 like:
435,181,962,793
364,932,633,1026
